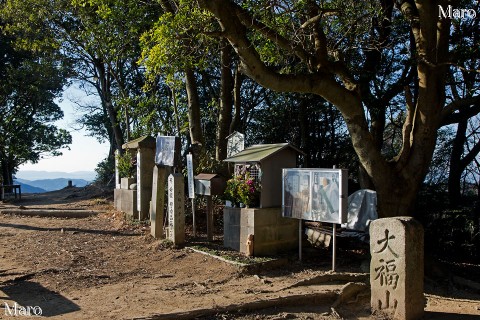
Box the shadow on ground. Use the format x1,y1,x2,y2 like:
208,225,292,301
0,222,137,236
0,280,80,317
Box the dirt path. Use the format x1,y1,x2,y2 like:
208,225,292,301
0,187,479,319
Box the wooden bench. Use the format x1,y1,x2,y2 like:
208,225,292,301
0,184,21,200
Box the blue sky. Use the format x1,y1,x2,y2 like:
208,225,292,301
18,86,110,173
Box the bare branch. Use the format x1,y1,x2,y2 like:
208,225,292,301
300,9,340,29
441,96,480,126
233,5,312,67
394,86,415,167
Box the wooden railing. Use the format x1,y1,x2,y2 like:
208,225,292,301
0,184,21,200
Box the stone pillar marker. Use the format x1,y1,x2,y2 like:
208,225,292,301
370,217,424,320
150,166,166,239
137,148,155,220
166,173,185,245
114,150,120,189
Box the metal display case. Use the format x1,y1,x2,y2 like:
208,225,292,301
282,168,348,224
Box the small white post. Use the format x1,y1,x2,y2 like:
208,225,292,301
186,153,196,237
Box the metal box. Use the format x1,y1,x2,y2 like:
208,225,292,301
194,173,226,196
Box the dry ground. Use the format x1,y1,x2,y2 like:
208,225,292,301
0,186,479,319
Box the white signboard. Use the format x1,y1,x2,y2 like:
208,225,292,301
114,150,120,189
167,173,185,245
186,154,195,199
227,132,245,158
155,135,179,166
282,168,347,224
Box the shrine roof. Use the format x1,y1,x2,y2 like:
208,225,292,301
223,143,304,163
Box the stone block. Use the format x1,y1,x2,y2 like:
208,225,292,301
240,208,254,226
254,226,278,243
253,208,280,227
150,166,166,239
137,148,155,220
114,189,138,218
277,225,298,241
223,207,298,256
370,217,424,320
166,173,185,245
121,177,135,190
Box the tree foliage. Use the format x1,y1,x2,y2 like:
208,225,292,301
195,0,480,217
0,21,72,183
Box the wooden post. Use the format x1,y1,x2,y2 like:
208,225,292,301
298,219,303,261
206,195,213,241
192,199,196,237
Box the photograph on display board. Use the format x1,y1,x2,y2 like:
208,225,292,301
282,169,343,224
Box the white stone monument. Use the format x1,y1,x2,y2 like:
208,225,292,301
115,150,120,189
166,173,185,245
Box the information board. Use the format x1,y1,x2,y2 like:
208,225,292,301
226,132,245,158
155,135,180,166
186,153,195,199
282,168,347,224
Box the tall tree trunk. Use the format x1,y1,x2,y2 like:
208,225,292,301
185,67,204,163
216,40,234,161
96,61,124,154
448,117,468,206
298,98,309,167
230,66,243,134
359,107,385,190
1,157,13,187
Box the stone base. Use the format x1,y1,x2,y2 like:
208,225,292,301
121,177,136,190
224,207,298,256
114,188,138,219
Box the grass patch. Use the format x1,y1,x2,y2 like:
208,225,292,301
189,242,276,265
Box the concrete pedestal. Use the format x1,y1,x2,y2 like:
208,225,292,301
223,207,298,256
114,189,138,219
137,148,155,220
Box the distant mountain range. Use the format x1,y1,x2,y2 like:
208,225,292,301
16,170,96,181
12,171,95,193
15,178,90,193
15,182,47,193
14,178,91,193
